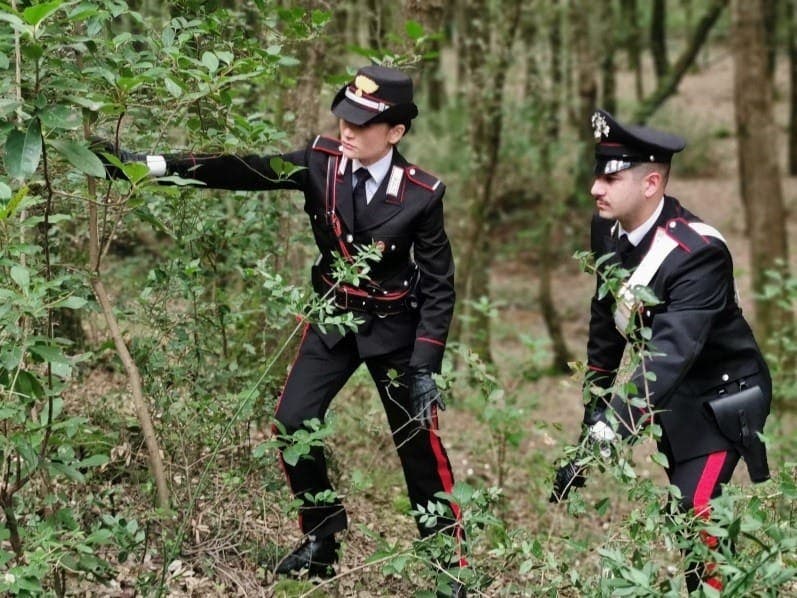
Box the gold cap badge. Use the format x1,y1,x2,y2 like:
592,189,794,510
354,75,379,97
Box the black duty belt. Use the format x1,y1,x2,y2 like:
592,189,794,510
316,269,419,317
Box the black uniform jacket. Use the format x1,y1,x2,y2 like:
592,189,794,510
162,136,455,373
587,195,771,463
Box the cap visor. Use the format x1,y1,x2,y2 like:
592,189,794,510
331,98,378,126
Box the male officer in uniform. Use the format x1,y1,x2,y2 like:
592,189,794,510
98,65,465,596
550,109,772,593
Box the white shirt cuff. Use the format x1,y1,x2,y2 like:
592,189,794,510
146,155,167,177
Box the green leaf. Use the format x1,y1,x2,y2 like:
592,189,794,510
10,265,30,291
23,0,63,26
650,451,669,468
76,454,109,469
64,95,108,112
48,461,85,483
29,344,69,364
405,20,424,40
5,120,42,180
0,12,26,33
311,9,330,26
38,104,81,130
164,77,183,98
216,51,234,65
48,139,106,177
282,443,308,466
14,370,46,399
53,295,87,310
201,51,219,73
633,285,661,306
0,182,10,200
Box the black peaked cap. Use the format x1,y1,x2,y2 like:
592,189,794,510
592,109,686,174
331,65,419,126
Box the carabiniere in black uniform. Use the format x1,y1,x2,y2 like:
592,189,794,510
551,109,772,593
106,65,466,589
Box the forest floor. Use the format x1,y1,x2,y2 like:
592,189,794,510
67,51,797,597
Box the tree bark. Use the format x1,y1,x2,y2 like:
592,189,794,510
84,126,170,510
403,0,448,111
732,0,793,344
621,0,644,101
570,0,598,200
452,0,523,364
650,0,669,80
633,0,727,124
763,0,778,80
600,0,619,115
789,0,797,174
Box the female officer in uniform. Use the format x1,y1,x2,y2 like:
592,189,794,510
99,65,465,596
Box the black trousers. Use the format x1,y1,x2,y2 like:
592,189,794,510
273,325,462,543
662,435,741,593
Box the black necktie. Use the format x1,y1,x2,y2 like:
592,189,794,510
616,234,634,264
352,168,371,222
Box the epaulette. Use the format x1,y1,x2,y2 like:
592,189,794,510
662,217,715,254
405,165,442,192
311,135,342,156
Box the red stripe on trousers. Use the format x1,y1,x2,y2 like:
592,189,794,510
429,409,468,567
693,451,728,590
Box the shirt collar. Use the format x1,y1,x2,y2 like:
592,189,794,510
619,198,664,246
352,148,393,187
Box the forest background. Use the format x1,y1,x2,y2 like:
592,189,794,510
1,0,796,596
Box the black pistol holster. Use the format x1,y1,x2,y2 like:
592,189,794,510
704,385,770,483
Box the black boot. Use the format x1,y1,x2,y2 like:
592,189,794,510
275,535,340,578
437,571,467,597
447,579,467,598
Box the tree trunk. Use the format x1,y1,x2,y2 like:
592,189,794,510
84,128,169,511
633,0,727,124
600,0,618,114
404,0,448,111
789,0,797,174
621,0,644,101
570,0,598,200
764,0,778,80
365,0,386,50
650,0,669,80
452,0,522,365
525,0,572,373
732,0,793,344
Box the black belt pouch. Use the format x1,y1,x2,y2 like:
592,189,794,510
704,385,770,483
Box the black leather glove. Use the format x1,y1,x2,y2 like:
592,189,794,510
549,459,587,503
89,137,144,180
549,421,616,503
409,369,446,427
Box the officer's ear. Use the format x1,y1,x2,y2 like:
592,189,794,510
642,169,663,199
387,123,406,144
